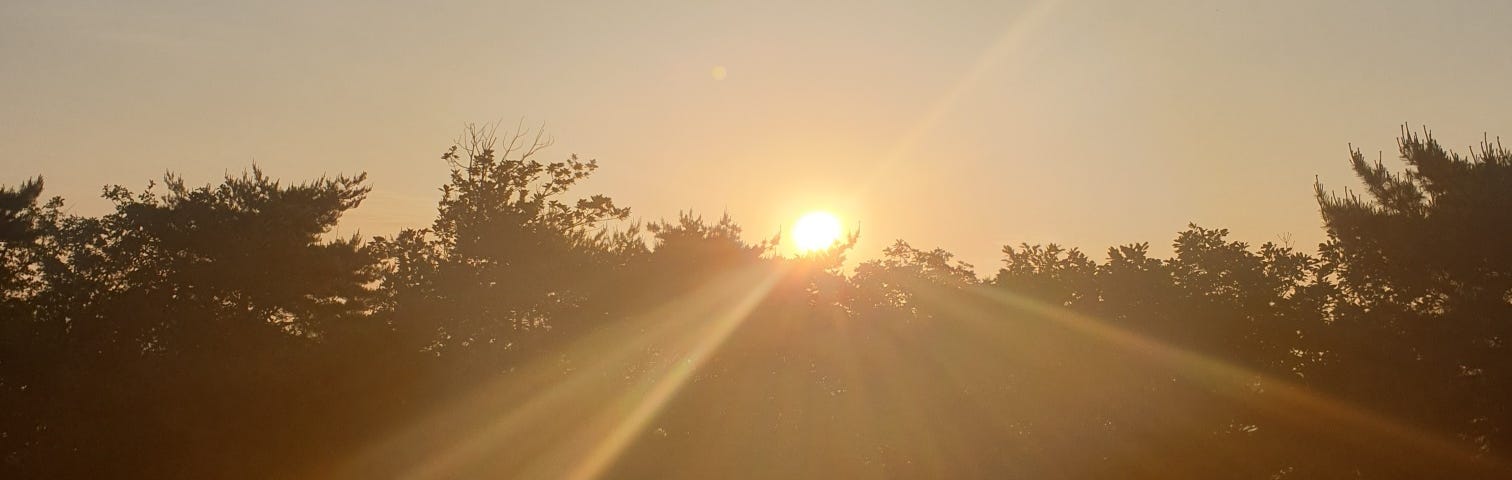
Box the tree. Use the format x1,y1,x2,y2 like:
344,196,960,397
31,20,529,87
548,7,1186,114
5,167,375,477
995,243,1097,308
0,177,43,242
850,240,977,320
0,177,48,475
1315,127,1512,460
372,123,633,364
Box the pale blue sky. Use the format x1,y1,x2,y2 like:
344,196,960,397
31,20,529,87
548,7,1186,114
4,0,1510,270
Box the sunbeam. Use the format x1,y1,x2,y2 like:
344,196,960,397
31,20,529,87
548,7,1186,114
956,284,1509,476
9,2,1512,477
848,0,1062,201
333,265,785,479
554,268,783,480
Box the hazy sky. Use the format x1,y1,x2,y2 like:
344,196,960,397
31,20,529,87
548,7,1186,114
4,0,1511,270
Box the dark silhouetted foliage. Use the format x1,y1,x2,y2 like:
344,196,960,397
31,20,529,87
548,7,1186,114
2,126,1508,479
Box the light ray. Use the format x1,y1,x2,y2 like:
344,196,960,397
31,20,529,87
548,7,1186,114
554,268,783,480
848,0,1062,201
957,284,1508,474
331,265,785,479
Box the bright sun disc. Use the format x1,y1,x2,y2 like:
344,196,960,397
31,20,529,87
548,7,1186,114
792,211,842,253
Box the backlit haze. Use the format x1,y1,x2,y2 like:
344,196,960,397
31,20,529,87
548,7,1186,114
4,0,1512,268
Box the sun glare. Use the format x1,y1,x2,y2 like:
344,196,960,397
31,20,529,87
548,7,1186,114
792,211,843,253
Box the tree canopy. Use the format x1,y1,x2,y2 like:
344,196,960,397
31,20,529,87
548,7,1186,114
2,125,1509,479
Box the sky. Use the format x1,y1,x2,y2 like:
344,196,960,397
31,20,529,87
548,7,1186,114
4,0,1512,271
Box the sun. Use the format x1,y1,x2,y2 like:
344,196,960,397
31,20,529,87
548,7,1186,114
792,211,843,253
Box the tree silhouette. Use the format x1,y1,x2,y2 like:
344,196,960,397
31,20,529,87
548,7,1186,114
1315,127,1512,465
2,168,374,477
4,126,1510,479
371,122,634,379
0,177,48,475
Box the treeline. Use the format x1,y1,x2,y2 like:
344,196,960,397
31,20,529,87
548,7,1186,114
1,126,1509,479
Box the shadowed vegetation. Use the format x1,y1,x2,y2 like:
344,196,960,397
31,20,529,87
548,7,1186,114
2,126,1509,479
